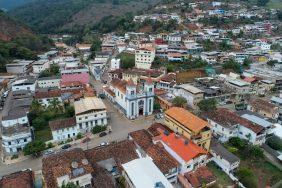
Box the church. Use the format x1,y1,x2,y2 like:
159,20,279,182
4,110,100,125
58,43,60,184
103,77,155,119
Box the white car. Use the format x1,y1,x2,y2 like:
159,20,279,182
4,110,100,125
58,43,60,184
99,142,109,146
43,149,54,156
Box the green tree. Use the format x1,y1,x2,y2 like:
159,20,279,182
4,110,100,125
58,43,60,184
90,37,102,57
228,137,246,150
219,41,232,51
278,11,282,21
92,125,107,134
266,136,282,151
257,0,269,6
222,59,241,73
172,96,187,107
237,168,257,188
197,98,217,112
166,64,175,72
49,98,62,112
23,140,46,156
267,60,278,67
243,58,252,69
118,53,135,69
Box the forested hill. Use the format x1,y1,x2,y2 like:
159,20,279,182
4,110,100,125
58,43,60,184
9,0,161,34
0,11,53,71
0,10,33,41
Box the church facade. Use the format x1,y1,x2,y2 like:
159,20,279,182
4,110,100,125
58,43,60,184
103,78,154,119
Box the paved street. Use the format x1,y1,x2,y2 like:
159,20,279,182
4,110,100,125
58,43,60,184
0,78,156,177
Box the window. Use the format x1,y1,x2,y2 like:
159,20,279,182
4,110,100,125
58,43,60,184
24,138,27,142
149,88,152,92
131,91,134,95
85,116,88,119
79,123,82,129
8,142,11,145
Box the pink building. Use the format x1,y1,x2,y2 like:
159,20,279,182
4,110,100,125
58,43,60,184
61,72,89,84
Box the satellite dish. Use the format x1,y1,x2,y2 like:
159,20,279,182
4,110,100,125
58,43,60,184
71,161,78,169
82,159,89,165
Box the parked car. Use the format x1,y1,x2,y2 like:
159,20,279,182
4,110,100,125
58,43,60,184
99,132,107,137
98,93,106,99
99,142,109,146
61,144,71,150
43,149,54,156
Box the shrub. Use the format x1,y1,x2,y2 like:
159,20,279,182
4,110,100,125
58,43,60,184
65,138,73,143
76,133,83,140
47,142,54,148
266,136,282,151
228,137,246,150
92,125,107,134
23,140,46,156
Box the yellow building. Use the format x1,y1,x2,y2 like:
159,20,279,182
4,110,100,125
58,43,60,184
164,107,211,151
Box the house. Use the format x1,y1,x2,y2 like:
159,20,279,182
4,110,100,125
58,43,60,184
49,117,78,141
135,47,156,69
103,78,154,120
108,69,123,81
178,166,216,188
1,110,32,154
165,107,211,151
0,169,35,188
156,73,176,92
168,34,182,45
247,98,279,120
210,142,240,174
61,64,89,85
42,148,94,188
74,97,107,133
11,76,36,92
34,89,62,107
6,60,33,75
37,76,61,88
153,130,208,174
271,96,282,123
122,157,173,188
110,58,121,70
129,127,179,183
238,110,275,135
75,43,91,52
32,60,50,74
205,108,266,145
173,84,204,109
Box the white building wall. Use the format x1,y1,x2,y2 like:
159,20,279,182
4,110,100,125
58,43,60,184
38,79,61,88
76,110,107,133
52,126,78,141
12,83,36,92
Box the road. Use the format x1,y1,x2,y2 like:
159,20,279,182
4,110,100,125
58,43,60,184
0,78,156,177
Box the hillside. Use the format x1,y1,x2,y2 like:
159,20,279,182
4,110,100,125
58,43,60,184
0,0,36,10
0,10,33,41
9,0,161,34
0,11,53,71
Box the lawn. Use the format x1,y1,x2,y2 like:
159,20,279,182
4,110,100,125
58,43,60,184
207,162,234,188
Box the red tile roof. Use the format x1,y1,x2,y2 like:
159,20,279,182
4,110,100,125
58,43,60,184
249,98,278,114
154,131,207,162
49,117,76,131
42,148,94,188
206,108,265,134
184,166,216,188
0,170,34,188
34,90,61,99
129,128,179,174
